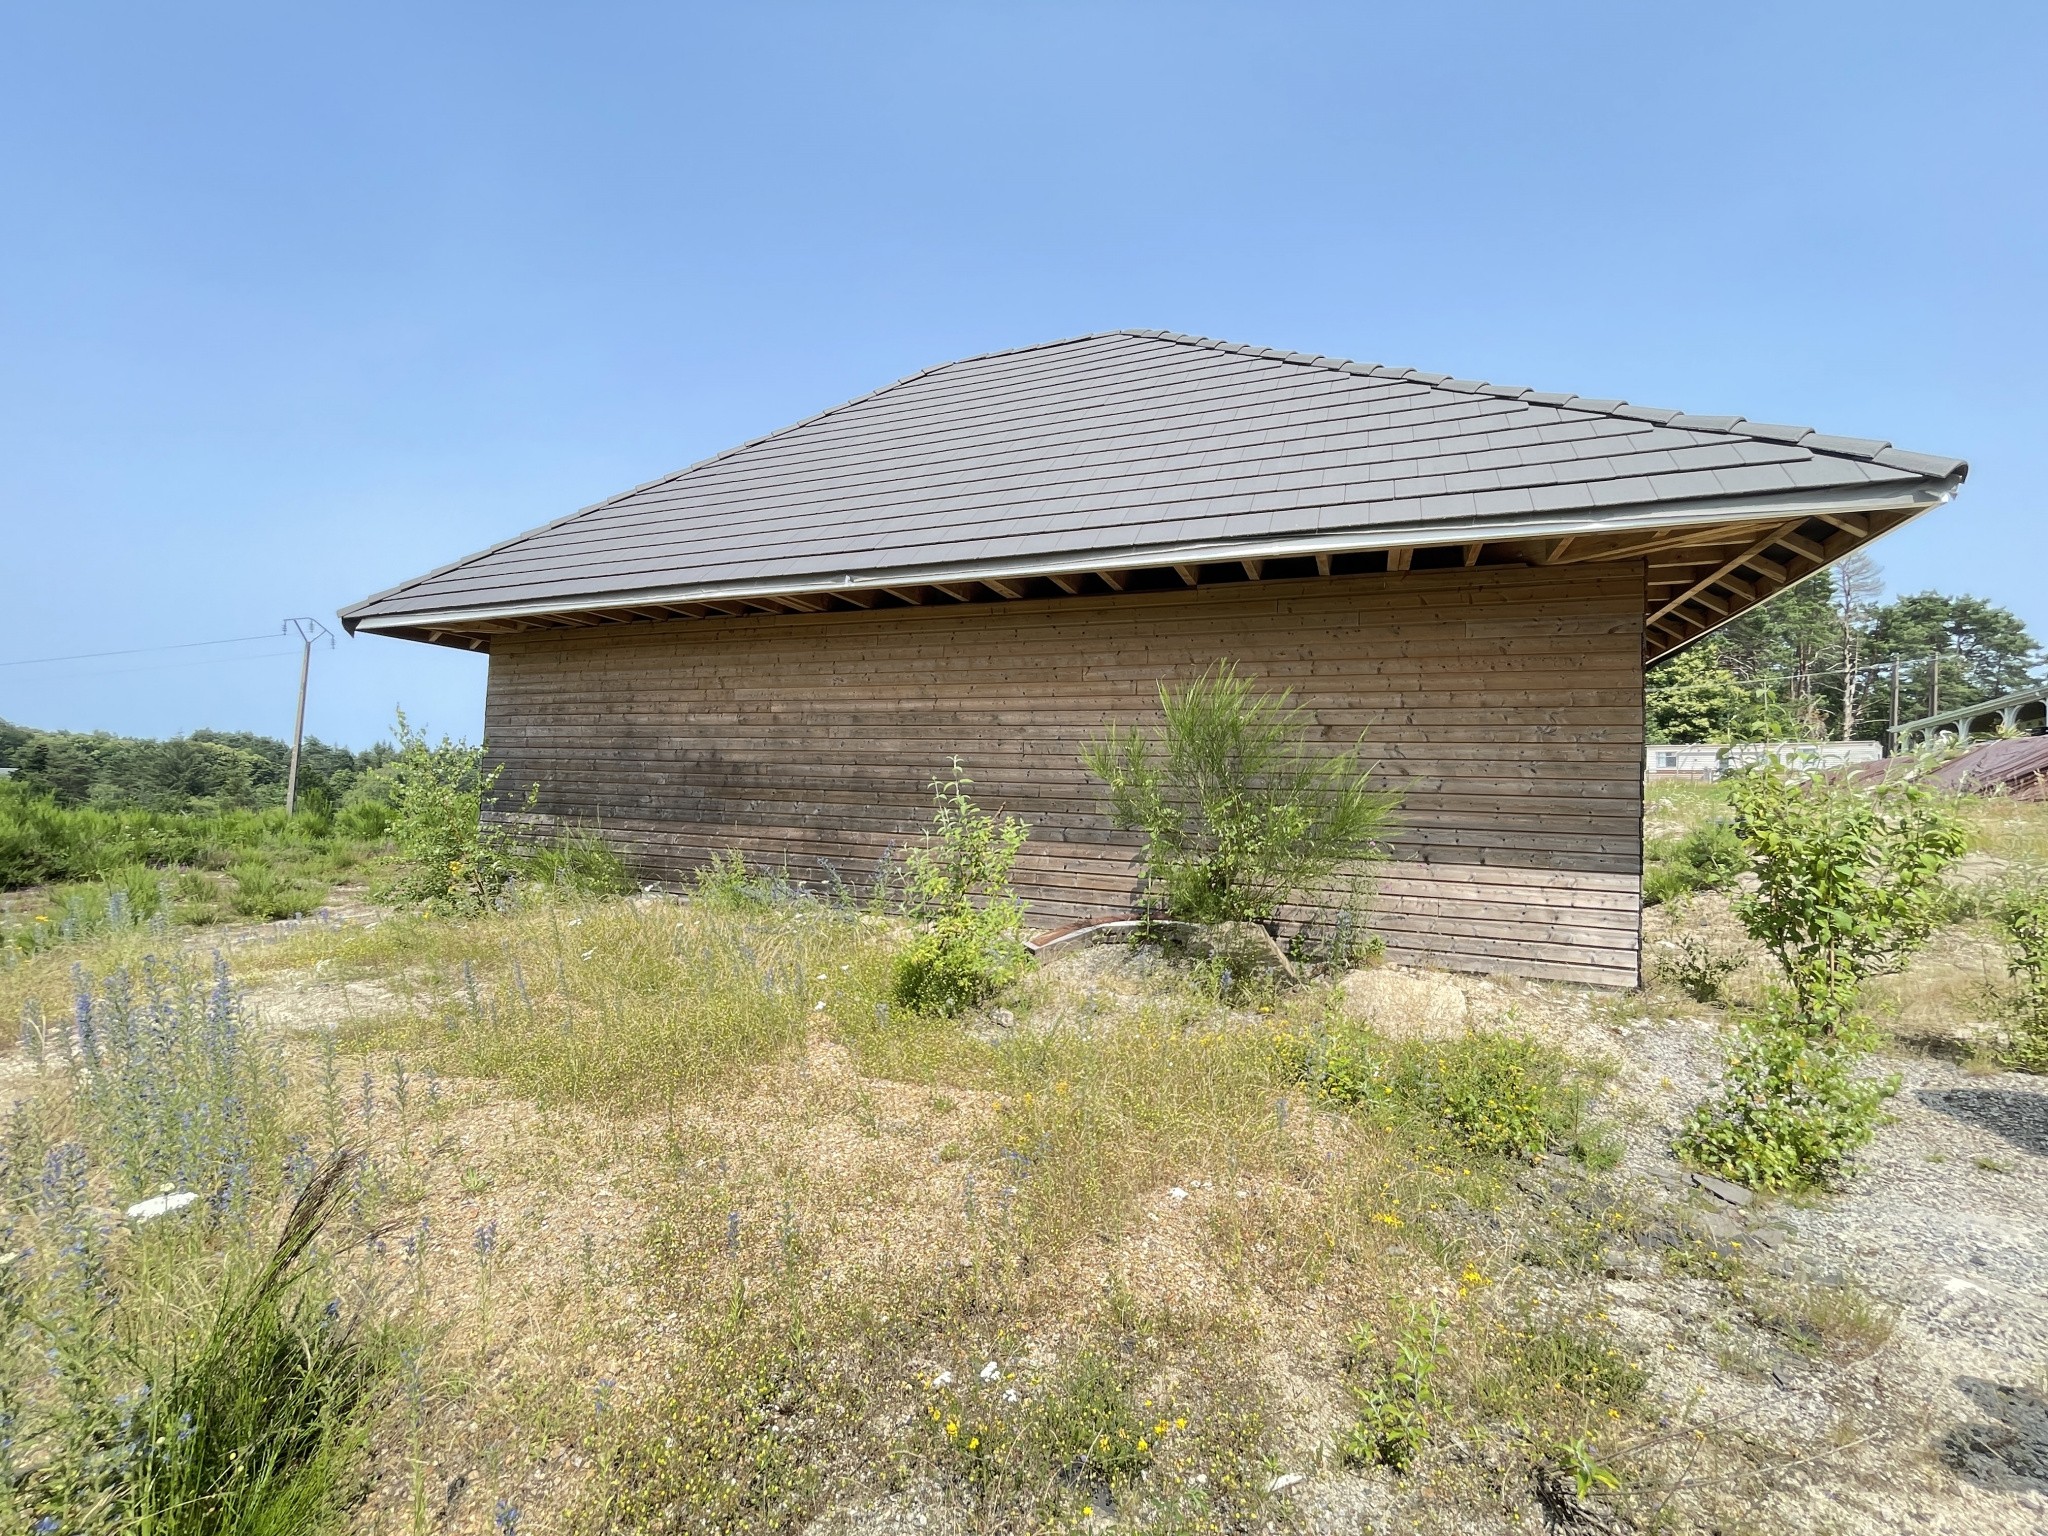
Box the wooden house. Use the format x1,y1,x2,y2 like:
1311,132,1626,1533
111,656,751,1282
340,331,1965,985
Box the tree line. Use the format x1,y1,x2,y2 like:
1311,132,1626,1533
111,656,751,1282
1646,556,2044,744
0,718,391,814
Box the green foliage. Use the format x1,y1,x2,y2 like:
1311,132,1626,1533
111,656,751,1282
1674,1018,1897,1191
1643,817,1744,906
1728,762,1964,1030
692,849,783,912
1339,1304,1447,1473
0,716,388,815
1645,643,1785,744
1996,884,2048,1072
1655,933,1742,1005
384,711,522,915
890,763,1029,1016
524,827,637,898
1296,1028,1589,1162
228,861,325,921
1081,661,1399,927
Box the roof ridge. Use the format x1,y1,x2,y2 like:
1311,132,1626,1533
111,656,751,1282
1114,329,1961,478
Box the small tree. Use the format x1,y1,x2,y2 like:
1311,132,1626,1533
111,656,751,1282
1996,884,2048,1073
890,761,1030,1016
1727,761,1964,1033
1081,662,1399,929
1676,761,1965,1189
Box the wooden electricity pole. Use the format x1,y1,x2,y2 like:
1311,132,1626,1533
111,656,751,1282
1890,654,1901,752
282,617,334,815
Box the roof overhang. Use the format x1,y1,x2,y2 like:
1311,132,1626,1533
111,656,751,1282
341,473,1959,662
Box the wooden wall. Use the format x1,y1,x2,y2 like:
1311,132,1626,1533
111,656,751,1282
482,564,1646,986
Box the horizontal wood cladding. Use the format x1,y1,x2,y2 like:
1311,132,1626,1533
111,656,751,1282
483,565,1646,986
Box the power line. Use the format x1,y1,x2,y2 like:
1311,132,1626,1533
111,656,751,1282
0,632,286,669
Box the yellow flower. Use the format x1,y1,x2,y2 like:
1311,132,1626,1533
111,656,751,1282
1174,1416,1186,1429
945,1420,958,1437
968,1436,979,1449
1082,1507,1094,1518
1137,1437,1148,1452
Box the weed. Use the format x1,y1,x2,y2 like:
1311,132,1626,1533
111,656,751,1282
1994,883,2048,1071
1339,1303,1448,1472
1657,932,1744,1005
1298,1027,1592,1162
1644,818,1744,907
891,762,1028,1017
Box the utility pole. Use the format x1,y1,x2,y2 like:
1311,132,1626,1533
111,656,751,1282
1889,654,1901,753
282,618,334,815
1928,648,1940,720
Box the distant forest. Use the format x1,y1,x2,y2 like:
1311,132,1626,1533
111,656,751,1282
1646,556,2045,744
0,720,391,813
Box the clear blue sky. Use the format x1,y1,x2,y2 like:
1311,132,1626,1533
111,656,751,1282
3,3,2042,749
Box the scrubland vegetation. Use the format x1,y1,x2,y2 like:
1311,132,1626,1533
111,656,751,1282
0,691,2043,1533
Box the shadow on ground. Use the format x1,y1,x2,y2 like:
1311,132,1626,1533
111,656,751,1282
1941,1377,2048,1492
1916,1087,2048,1158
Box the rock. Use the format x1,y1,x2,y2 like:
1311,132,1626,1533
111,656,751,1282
1748,1225,1789,1251
125,1191,200,1222
988,1008,1016,1030
1689,1171,1754,1208
1265,1473,1305,1493
1697,1210,1743,1244
1339,969,1468,1040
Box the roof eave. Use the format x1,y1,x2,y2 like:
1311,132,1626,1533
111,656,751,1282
340,474,1960,641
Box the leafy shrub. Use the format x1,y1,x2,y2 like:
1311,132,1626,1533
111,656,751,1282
1643,819,1743,906
333,798,392,842
1339,1304,1447,1473
1995,884,2048,1072
1674,1017,1897,1190
1675,764,1958,1188
1295,1028,1588,1161
384,710,523,914
1082,661,1399,928
890,762,1029,1016
1728,762,1964,1031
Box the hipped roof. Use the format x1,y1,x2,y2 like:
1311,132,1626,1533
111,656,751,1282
340,330,1965,657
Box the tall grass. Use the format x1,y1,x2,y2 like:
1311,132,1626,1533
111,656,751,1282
330,896,898,1112
1,958,391,1533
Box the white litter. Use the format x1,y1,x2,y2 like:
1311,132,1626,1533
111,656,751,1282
1265,1473,1304,1493
1169,1187,1189,1201
930,1370,953,1388
979,1361,1001,1382
126,1191,200,1223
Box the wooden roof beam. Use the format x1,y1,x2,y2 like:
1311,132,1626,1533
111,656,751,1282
881,586,929,605
1315,553,1333,576
1173,565,1200,587
1095,569,1127,592
831,588,879,609
1241,558,1264,580
1047,572,1083,595
1648,518,1807,627
1463,542,1483,567
930,582,980,603
982,577,1029,600
1386,547,1413,572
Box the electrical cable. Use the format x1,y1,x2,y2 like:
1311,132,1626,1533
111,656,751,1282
0,633,287,669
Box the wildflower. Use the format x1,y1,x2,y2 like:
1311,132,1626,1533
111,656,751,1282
945,1419,959,1437
493,1501,521,1535
474,1220,498,1258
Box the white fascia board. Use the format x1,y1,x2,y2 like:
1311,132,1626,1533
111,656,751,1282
349,477,1956,636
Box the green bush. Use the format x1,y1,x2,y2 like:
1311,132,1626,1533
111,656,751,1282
1674,1018,1897,1190
1643,819,1743,906
1996,884,2048,1072
384,711,523,915
890,762,1029,1016
1728,761,1964,1031
1297,1028,1588,1161
333,798,392,842
1674,764,1958,1188
692,849,786,911
228,861,324,921
1081,661,1400,928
